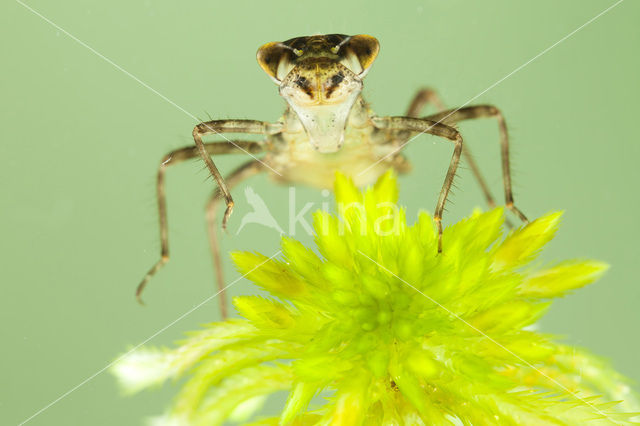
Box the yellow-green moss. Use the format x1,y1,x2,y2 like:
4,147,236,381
112,171,638,425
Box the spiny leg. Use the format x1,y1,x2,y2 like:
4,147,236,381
424,105,529,223
405,88,446,117
192,119,281,229
205,160,264,319
136,140,264,304
372,116,463,252
406,89,500,212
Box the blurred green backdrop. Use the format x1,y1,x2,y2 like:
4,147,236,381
2,0,639,424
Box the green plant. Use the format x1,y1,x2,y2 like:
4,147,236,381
112,171,638,425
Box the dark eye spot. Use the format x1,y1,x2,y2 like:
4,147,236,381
294,76,314,98
325,72,345,99
330,72,345,86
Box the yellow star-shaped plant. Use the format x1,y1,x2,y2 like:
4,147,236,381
112,171,638,425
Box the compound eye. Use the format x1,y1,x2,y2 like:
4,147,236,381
257,42,295,83
338,35,380,77
347,35,379,75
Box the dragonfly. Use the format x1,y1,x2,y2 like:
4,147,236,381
136,34,528,318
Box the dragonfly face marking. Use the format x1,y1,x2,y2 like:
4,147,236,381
258,34,379,153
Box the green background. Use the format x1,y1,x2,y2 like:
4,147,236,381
2,0,638,424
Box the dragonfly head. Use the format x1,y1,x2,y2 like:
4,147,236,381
258,34,379,153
